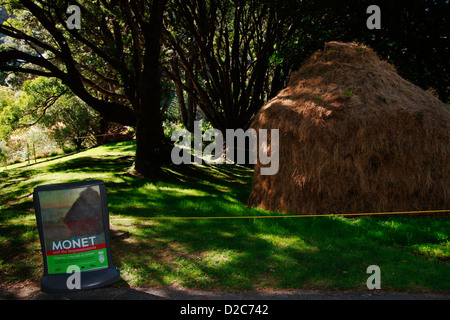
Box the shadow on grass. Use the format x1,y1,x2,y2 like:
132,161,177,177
102,162,255,219
2,212,448,292
46,155,135,174
0,168,47,221
0,224,42,284
0,144,448,292
110,214,450,292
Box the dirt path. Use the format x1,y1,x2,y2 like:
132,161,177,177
1,284,449,300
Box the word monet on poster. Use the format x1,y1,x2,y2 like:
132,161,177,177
33,180,120,293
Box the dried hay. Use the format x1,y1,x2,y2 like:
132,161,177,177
248,41,450,215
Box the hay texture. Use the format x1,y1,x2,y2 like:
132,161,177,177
248,41,449,215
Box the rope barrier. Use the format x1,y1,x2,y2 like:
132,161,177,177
1,209,448,226
110,209,450,221
51,133,132,141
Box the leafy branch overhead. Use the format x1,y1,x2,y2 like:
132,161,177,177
0,0,448,178
1,0,169,177
0,0,169,126
163,0,284,131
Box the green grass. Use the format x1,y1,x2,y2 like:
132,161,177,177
0,141,449,293
0,152,66,172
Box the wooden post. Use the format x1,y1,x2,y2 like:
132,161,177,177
33,143,37,163
27,143,30,164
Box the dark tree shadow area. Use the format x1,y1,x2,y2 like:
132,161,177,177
0,148,449,293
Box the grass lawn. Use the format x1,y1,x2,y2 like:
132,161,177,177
0,140,449,293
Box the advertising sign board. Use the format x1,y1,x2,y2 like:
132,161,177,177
33,180,120,293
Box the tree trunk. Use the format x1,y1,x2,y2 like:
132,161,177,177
134,107,165,178
133,0,168,179
172,58,189,129
134,64,168,178
186,76,196,132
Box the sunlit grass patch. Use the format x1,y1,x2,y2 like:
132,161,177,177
0,141,449,293
410,243,450,262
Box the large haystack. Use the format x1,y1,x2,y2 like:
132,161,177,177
248,41,450,215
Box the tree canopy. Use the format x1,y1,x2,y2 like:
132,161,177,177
0,0,448,176
1,0,168,177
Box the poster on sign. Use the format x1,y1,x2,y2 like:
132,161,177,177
34,180,120,293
